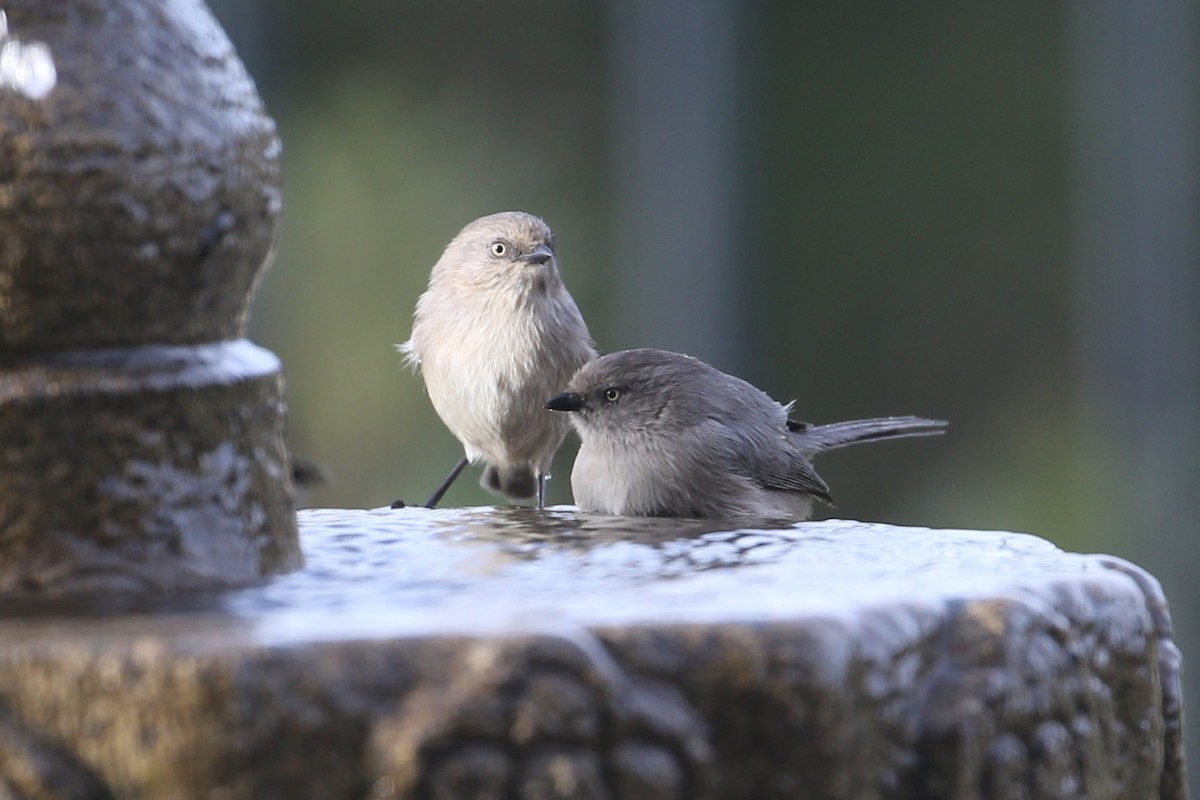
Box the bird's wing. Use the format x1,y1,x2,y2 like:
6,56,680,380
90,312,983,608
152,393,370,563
707,417,833,503
748,448,833,503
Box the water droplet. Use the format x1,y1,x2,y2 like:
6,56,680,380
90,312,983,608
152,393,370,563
0,9,57,100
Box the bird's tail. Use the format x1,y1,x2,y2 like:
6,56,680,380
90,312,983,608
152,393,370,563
790,416,947,455
481,464,537,500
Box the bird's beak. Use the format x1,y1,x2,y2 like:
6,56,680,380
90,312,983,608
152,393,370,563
545,391,584,412
522,243,554,266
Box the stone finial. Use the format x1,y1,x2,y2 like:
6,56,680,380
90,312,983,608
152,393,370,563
0,0,301,592
0,0,282,349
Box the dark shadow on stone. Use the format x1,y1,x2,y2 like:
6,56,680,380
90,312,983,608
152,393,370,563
0,706,115,800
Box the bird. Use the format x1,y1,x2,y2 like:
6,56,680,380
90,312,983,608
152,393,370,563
399,211,596,509
545,348,946,519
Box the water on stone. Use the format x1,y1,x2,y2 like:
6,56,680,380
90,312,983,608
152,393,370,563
0,507,1104,648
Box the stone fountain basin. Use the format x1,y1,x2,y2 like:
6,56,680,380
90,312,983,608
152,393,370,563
0,508,1184,799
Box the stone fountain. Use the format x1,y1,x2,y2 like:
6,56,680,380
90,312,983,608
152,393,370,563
0,2,1186,799
0,0,299,594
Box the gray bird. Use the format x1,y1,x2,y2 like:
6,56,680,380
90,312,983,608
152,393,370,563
545,348,946,519
400,212,596,508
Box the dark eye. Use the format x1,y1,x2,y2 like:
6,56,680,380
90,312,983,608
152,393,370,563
489,241,508,258
603,387,621,403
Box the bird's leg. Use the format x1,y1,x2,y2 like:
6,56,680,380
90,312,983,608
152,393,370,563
423,456,469,508
536,471,549,510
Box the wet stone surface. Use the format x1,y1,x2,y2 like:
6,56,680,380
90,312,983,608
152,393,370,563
0,0,282,350
0,508,1185,799
0,341,301,593
0,0,298,594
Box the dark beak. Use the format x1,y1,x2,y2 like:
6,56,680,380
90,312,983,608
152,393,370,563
545,391,584,412
522,243,554,266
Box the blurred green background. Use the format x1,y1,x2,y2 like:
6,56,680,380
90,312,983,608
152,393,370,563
211,1,1198,784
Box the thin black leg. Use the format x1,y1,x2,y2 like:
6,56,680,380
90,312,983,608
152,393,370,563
423,456,469,508
536,471,548,510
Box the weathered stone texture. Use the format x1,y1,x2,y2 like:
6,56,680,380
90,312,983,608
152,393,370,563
0,342,300,592
0,514,1184,799
0,0,299,592
0,0,282,350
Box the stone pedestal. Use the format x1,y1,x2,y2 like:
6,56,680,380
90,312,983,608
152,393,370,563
0,511,1184,799
0,0,301,592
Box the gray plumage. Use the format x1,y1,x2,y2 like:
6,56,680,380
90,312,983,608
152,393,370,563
545,348,946,520
400,212,596,506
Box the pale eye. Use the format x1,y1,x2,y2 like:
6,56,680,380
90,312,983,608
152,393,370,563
489,241,508,258
603,387,621,403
